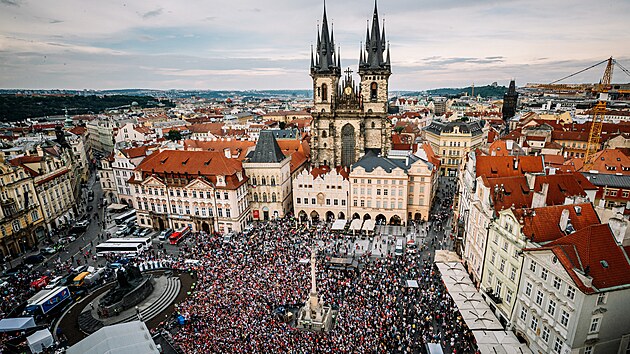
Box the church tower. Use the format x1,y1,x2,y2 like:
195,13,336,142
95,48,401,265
502,79,518,121
310,1,392,168
310,2,341,114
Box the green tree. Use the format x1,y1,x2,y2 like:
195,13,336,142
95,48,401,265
394,126,405,134
166,130,182,141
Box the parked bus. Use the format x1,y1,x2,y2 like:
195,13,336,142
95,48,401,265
169,226,191,245
106,237,152,251
95,242,143,257
114,210,136,225
23,286,72,319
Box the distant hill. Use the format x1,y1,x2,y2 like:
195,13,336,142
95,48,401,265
0,95,174,122
401,85,508,99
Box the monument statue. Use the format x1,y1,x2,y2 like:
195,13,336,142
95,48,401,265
98,265,154,318
296,245,336,332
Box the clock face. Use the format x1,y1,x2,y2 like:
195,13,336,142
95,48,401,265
344,86,352,95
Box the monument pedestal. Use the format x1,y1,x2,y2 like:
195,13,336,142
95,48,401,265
295,247,337,332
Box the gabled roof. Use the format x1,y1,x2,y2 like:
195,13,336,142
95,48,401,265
579,148,630,175
352,151,419,173
248,130,285,163
515,203,600,243
534,173,595,205
121,146,152,159
475,155,544,178
530,224,630,293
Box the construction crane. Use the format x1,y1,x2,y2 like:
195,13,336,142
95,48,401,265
583,57,614,170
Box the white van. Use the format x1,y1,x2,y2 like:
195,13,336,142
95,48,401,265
395,239,404,256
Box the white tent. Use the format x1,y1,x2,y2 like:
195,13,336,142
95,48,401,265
361,219,376,233
331,219,347,231
350,219,363,232
0,317,36,332
67,321,159,354
27,329,53,353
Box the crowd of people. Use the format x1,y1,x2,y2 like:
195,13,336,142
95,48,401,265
164,215,480,353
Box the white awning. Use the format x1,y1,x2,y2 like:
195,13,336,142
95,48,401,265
67,321,159,354
361,219,376,232
0,317,36,332
350,219,363,231
331,219,347,231
435,260,531,353
406,280,419,288
107,203,128,211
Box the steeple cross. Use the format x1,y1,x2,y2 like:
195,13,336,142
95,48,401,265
344,67,353,76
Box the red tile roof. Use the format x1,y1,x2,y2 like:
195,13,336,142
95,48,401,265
68,126,87,136
122,145,153,159
515,203,600,243
551,130,590,142
475,155,544,178
534,173,596,205
183,139,255,161
134,150,246,190
531,224,630,293
577,148,630,175
485,176,532,211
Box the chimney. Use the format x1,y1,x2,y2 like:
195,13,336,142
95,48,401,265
506,140,513,151
525,173,536,191
513,157,519,170
559,209,570,232
608,214,630,246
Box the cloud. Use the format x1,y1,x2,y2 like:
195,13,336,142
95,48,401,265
141,8,163,19
0,0,21,7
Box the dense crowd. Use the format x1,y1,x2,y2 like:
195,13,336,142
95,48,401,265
166,216,479,353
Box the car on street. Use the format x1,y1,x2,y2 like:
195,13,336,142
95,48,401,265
158,229,173,241
136,228,151,237
72,220,90,232
40,247,56,255
24,254,46,265
116,225,136,236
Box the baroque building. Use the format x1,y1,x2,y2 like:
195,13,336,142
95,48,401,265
310,2,392,168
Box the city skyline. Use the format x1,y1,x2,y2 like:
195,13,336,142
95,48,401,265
1,0,629,91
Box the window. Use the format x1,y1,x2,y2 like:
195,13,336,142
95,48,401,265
495,280,502,296
520,306,528,321
12,220,20,232
226,209,231,218
536,290,544,306
31,210,39,221
553,276,562,290
506,289,513,304
490,251,496,265
510,267,517,281
296,198,301,204
541,268,548,281
525,282,532,297
589,317,601,333
341,200,346,206
584,346,593,354
597,293,607,305
566,285,576,300
560,309,570,327
553,338,563,354
530,316,538,331
311,198,316,205
218,208,223,217
548,299,556,316
321,84,328,101
530,260,537,273
499,258,506,272
542,326,550,343
370,82,378,100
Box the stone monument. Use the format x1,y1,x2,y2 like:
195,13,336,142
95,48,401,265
97,266,154,318
297,246,336,332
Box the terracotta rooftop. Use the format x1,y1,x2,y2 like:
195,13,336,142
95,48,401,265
534,173,596,205
68,126,87,136
475,155,544,178
515,203,600,244
485,176,532,211
578,148,630,175
551,130,590,142
134,149,246,190
530,224,630,293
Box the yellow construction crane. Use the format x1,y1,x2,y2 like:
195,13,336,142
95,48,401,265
584,57,614,170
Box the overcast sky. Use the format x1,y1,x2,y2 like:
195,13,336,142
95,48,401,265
1,0,629,91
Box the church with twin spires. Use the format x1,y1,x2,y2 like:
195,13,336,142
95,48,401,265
309,2,392,168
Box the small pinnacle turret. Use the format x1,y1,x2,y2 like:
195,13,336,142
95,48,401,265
311,1,340,75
